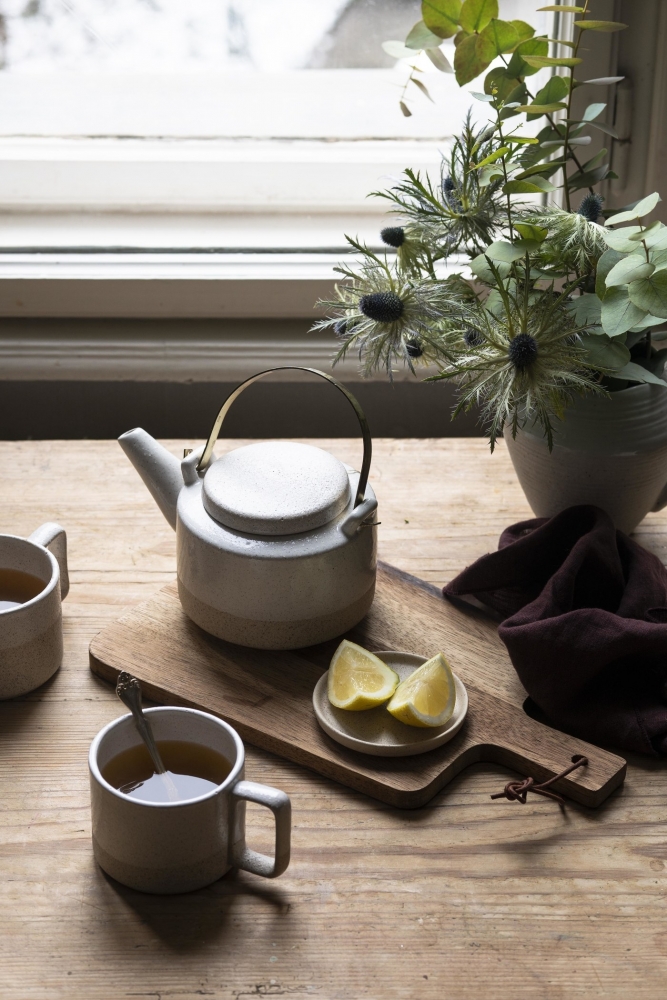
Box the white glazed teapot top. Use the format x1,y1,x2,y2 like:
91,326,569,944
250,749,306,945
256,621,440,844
202,441,351,536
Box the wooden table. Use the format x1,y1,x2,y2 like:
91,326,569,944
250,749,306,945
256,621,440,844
2,438,667,1000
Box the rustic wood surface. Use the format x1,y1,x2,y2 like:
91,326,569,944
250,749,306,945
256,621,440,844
90,567,626,809
2,437,667,999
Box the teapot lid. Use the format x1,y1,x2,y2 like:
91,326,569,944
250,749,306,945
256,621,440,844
202,441,351,536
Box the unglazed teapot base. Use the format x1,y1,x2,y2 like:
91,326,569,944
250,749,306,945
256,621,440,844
178,578,375,650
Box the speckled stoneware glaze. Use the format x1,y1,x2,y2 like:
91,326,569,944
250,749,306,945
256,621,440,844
119,368,379,649
505,384,667,534
89,707,291,894
313,651,469,757
0,523,69,699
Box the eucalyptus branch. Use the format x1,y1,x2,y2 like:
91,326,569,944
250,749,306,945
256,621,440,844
562,0,591,209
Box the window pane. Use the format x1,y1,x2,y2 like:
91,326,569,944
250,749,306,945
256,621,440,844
0,0,422,73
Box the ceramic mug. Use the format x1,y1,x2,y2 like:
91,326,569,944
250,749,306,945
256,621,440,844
0,523,69,700
89,706,292,894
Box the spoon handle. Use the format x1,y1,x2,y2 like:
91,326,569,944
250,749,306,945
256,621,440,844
116,671,167,775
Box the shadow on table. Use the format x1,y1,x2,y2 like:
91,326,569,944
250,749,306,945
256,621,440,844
100,867,290,952
0,671,61,738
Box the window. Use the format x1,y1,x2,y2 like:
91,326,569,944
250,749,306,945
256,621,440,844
0,2,560,386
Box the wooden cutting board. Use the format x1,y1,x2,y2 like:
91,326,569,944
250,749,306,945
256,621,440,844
89,562,626,808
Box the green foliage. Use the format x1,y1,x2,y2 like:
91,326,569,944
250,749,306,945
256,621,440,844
316,1,667,449
459,0,498,34
372,113,506,259
421,0,462,38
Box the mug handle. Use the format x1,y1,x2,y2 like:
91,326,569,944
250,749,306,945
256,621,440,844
28,523,69,600
230,780,291,878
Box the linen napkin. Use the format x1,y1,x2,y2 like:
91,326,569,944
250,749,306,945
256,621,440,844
443,505,667,756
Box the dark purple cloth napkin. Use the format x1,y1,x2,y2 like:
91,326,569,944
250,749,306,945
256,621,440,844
444,505,667,756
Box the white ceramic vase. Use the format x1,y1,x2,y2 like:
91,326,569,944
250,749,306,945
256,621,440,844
504,383,667,534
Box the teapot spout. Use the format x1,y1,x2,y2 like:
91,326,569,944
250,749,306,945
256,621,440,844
118,428,182,530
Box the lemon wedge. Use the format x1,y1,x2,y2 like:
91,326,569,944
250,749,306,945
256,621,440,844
327,640,399,711
386,653,456,728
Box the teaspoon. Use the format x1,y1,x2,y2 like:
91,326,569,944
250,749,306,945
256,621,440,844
115,671,179,801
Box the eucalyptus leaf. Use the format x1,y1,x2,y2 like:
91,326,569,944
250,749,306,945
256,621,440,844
627,220,663,242
587,120,619,139
513,238,542,253
567,163,612,193
425,46,454,71
601,286,647,337
485,288,505,318
579,148,608,172
606,193,661,226
421,0,462,39
504,176,556,194
470,91,495,102
605,256,655,287
470,253,511,281
632,191,662,219
531,75,569,108
472,146,510,168
459,0,498,34
596,248,624,297
570,293,602,326
574,20,628,31
603,227,644,252
628,271,667,318
514,103,567,114
484,240,525,262
411,77,435,102
478,164,505,187
514,223,547,242
480,18,519,56
484,66,518,99
580,334,630,370
582,76,624,85
405,20,444,49
382,40,416,59
399,100,412,117
454,31,495,85
645,227,667,251
522,55,583,68
508,20,534,43
630,314,667,331
506,36,548,78
582,102,606,121
614,362,667,387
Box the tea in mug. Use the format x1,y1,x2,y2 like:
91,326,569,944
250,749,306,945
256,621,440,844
0,568,46,612
102,739,232,803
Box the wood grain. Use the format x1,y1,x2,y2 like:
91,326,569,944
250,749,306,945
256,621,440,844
89,565,626,808
2,438,667,1000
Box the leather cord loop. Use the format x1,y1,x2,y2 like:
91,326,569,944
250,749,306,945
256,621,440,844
491,755,589,806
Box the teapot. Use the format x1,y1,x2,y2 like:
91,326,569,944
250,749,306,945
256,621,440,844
119,368,378,650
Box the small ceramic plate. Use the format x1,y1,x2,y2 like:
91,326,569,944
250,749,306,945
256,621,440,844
312,650,468,757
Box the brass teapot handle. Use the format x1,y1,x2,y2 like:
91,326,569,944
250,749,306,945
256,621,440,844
197,367,372,508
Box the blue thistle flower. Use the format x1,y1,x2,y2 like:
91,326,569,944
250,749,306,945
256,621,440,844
405,340,423,358
464,328,483,347
380,226,406,248
442,175,462,212
577,193,604,223
508,334,538,370
359,292,404,324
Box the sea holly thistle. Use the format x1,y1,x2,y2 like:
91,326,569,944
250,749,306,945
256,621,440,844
316,1,667,448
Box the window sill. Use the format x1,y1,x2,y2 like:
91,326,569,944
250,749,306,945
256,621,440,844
0,317,435,383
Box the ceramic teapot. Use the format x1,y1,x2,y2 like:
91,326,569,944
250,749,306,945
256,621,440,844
119,368,378,649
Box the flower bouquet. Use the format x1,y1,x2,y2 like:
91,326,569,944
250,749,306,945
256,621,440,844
315,0,667,464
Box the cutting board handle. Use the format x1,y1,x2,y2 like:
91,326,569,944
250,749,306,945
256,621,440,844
465,691,627,808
